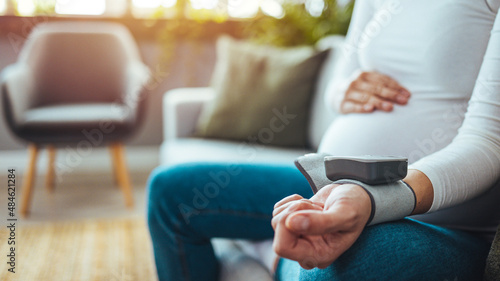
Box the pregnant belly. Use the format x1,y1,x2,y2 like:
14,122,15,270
318,99,468,164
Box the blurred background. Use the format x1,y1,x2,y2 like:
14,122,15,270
0,0,353,151
0,1,353,280
0,0,353,221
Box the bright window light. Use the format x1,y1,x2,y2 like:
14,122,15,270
228,0,284,18
228,0,259,18
190,0,218,10
133,0,160,9
261,0,284,18
0,0,6,14
55,0,106,15
17,0,36,16
306,0,324,17
162,0,177,8
132,0,176,9
337,0,351,7
105,1,128,16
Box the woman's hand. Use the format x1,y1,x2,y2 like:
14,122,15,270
271,184,371,269
339,71,411,114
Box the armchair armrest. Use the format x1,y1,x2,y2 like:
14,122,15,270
1,64,35,129
163,87,215,140
124,62,150,104
123,62,150,129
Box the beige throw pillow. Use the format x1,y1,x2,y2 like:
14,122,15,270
195,36,329,147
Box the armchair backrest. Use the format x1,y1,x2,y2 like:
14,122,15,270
18,21,143,107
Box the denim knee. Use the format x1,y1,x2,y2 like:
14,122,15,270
147,164,199,229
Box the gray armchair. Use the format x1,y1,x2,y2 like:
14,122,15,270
1,21,150,216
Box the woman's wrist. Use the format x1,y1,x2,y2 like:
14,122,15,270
404,169,434,215
333,179,415,225
326,184,372,226
349,184,373,225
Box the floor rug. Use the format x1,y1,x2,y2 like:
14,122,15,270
0,217,157,281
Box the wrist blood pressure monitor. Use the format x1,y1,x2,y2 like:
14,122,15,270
324,155,408,185
294,154,415,225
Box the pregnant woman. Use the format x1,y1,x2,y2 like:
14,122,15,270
147,0,500,280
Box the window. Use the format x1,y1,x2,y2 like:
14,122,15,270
184,0,285,19
132,0,177,10
1,0,334,19
132,0,177,18
3,0,127,17
17,0,36,16
0,0,6,14
305,0,325,17
55,0,106,16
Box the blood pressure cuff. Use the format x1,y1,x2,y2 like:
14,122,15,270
333,179,416,225
294,153,416,226
294,153,334,193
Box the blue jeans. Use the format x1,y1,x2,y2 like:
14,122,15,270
147,163,490,281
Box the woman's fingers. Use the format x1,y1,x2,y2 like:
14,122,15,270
360,71,406,92
364,72,411,103
368,95,393,111
346,90,385,107
340,71,411,115
273,184,371,269
286,184,372,236
273,198,323,216
342,93,393,112
272,199,323,230
273,219,318,263
274,194,303,210
285,208,356,235
274,212,351,269
349,78,410,105
345,86,371,102
352,79,399,100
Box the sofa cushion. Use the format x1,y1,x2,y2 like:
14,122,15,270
195,36,329,148
160,138,312,167
212,239,274,281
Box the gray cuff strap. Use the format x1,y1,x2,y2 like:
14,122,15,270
294,153,333,193
333,179,416,226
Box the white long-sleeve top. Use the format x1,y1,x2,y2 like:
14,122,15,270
319,0,500,240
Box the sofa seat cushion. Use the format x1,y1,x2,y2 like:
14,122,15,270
212,238,274,281
160,138,312,167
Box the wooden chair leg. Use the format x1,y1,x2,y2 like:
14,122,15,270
109,142,134,208
20,144,39,217
109,145,120,187
45,145,56,192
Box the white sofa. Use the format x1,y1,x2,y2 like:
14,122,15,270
159,36,345,280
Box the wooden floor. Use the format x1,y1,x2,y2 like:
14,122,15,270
0,147,159,280
0,218,157,281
